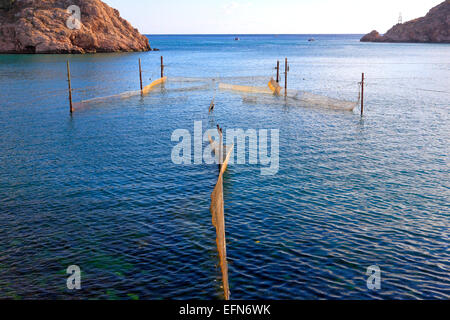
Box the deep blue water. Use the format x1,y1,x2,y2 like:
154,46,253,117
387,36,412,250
0,34,449,299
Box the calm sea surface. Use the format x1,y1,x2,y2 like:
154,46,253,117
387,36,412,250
0,35,449,299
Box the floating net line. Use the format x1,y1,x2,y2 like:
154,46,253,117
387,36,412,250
209,133,234,301
142,76,167,95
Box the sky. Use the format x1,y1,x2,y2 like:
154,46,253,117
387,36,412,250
104,0,443,34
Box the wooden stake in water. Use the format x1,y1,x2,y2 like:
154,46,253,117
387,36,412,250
284,58,288,97
361,73,365,116
67,61,73,114
161,56,164,78
139,58,143,94
276,60,280,83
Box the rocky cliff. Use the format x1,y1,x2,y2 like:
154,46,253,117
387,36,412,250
0,0,151,53
361,0,449,43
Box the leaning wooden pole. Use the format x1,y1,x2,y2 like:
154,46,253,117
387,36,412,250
160,56,164,78
139,58,143,94
361,73,364,116
67,61,73,114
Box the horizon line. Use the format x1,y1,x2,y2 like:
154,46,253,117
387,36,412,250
144,33,367,36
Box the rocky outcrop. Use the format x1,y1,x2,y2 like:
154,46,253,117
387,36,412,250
360,30,383,42
0,0,151,53
361,0,450,43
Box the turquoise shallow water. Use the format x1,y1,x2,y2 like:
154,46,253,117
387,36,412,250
0,35,449,299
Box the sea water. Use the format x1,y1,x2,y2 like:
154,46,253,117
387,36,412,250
0,35,448,299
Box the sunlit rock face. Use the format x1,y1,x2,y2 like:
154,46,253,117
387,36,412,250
0,0,151,53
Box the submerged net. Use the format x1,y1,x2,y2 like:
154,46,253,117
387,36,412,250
219,83,273,94
217,81,359,111
79,90,141,104
295,91,358,111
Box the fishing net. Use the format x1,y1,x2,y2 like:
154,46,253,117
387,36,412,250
217,80,359,111
60,62,361,301
70,72,359,113
218,83,272,94
142,76,167,95
79,90,141,104
209,139,234,300
295,91,358,111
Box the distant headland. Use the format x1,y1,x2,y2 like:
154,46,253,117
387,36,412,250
0,0,151,53
361,0,449,43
